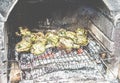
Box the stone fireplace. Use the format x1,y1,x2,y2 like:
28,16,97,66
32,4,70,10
0,0,120,83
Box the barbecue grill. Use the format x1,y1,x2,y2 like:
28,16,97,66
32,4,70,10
0,0,120,83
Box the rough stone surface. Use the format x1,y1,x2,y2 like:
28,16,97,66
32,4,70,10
102,0,120,11
0,0,18,21
90,10,114,41
89,23,114,53
97,0,120,27
0,1,16,82
113,24,120,57
0,22,7,83
0,22,5,61
90,10,120,56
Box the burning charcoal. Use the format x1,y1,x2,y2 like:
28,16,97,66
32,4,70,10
22,70,32,80
32,57,40,67
94,46,101,53
20,54,33,69
89,40,97,46
77,48,83,54
88,40,102,54
97,64,105,73
52,47,59,53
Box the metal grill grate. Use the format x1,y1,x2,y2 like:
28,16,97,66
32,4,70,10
7,31,117,83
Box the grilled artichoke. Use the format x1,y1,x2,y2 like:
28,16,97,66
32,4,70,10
76,35,88,46
59,37,74,50
30,41,45,55
19,27,31,36
57,29,66,37
15,40,32,52
31,32,44,41
15,35,32,52
66,31,77,43
76,28,87,36
45,32,59,45
75,28,88,46
15,27,88,55
45,40,56,48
